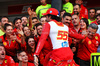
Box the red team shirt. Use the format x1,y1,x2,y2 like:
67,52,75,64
77,33,100,61
0,36,20,56
0,55,15,66
15,62,34,66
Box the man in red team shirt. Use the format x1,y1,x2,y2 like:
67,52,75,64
77,23,100,66
91,14,100,25
16,50,34,66
0,41,15,66
75,0,88,19
0,24,21,61
34,8,85,66
73,4,88,19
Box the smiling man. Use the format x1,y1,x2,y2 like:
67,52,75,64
0,42,15,66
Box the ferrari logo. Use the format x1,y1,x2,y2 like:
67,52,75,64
5,60,7,63
95,36,98,40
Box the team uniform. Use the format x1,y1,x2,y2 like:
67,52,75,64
91,20,98,25
63,2,73,14
80,4,88,19
0,35,20,57
34,20,85,66
88,19,97,24
77,33,100,66
0,55,15,66
15,62,34,66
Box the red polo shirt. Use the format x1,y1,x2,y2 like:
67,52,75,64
0,35,20,56
0,55,15,66
77,33,100,61
15,62,34,66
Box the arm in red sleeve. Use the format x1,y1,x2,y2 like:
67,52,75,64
34,23,50,56
69,28,85,40
7,56,15,66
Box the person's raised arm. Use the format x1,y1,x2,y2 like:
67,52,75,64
34,23,50,66
69,28,85,40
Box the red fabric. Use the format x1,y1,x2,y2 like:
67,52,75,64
77,33,100,61
15,62,34,66
0,55,15,66
0,36,20,56
43,47,79,66
72,4,88,19
34,20,85,56
80,4,88,19
20,43,34,63
91,20,98,25
69,22,74,28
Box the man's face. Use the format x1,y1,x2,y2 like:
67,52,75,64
32,19,38,26
15,19,22,29
74,5,80,15
40,17,47,24
72,15,80,26
0,46,5,59
37,25,43,35
40,0,46,4
96,10,100,15
75,0,83,5
5,26,13,36
62,16,72,26
89,9,96,18
1,18,8,26
87,27,97,39
97,16,100,24
21,17,28,26
19,52,28,62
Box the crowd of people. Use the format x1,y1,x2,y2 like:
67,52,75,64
0,0,100,66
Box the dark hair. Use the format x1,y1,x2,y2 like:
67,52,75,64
4,23,12,31
41,16,46,19
73,4,81,8
89,23,98,30
1,16,9,22
63,13,71,18
17,50,25,54
32,17,38,20
21,16,27,19
33,23,42,30
81,18,89,28
13,18,21,25
89,8,96,13
25,36,37,55
47,14,61,22
96,14,100,18
60,10,66,13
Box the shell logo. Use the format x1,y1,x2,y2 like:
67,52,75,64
3,42,7,46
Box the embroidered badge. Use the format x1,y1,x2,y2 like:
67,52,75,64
95,36,98,40
5,60,7,63
88,41,91,45
3,42,7,46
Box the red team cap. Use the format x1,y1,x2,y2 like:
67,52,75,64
42,8,59,17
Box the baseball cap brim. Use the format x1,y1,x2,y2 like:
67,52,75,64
42,13,48,16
